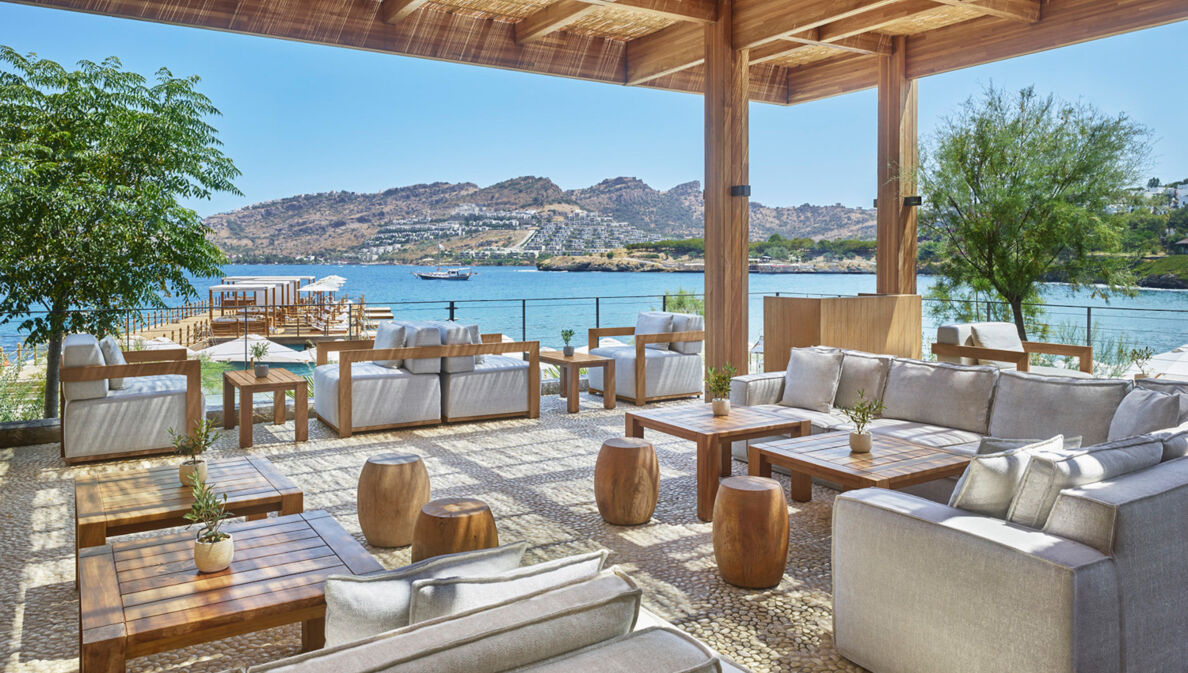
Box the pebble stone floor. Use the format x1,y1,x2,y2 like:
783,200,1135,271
0,395,865,673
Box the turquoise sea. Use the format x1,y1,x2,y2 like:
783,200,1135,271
3,264,1187,356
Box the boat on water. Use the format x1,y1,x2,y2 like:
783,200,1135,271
413,267,476,281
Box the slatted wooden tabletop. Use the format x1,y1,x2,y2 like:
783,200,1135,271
749,431,971,502
79,510,383,673
75,457,304,551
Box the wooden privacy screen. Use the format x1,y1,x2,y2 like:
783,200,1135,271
762,295,922,372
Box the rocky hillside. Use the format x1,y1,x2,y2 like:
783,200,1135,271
205,176,876,258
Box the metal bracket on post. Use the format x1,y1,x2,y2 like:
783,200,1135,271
903,195,922,207
730,185,751,197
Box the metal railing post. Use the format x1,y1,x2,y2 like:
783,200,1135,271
662,294,668,311
595,297,600,328
1085,307,1092,346
448,300,456,322
521,299,527,342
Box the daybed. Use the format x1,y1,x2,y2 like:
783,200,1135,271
587,311,705,405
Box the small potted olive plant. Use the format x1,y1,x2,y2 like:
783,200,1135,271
841,389,885,454
560,329,576,357
185,476,234,573
171,418,221,486
1129,346,1155,380
249,341,270,378
706,363,737,416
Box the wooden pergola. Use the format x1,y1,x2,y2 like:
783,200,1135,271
12,0,1186,371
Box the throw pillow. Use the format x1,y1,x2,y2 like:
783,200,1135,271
408,550,608,624
372,322,405,369
1006,436,1163,528
98,335,128,390
976,435,1082,455
1135,377,1188,421
322,542,527,647
1107,388,1183,441
462,323,484,364
970,323,1024,367
635,311,673,351
1152,421,1188,461
834,350,892,410
396,321,442,375
779,346,844,413
949,435,1065,518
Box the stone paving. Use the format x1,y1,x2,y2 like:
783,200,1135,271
0,395,863,673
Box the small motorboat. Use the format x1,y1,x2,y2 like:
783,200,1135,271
413,267,476,281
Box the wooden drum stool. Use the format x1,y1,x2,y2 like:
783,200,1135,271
357,454,431,547
594,437,659,526
411,497,499,562
712,476,788,589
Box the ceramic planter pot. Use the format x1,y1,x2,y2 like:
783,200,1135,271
254,363,269,378
712,398,731,417
194,533,234,573
849,431,873,454
563,346,575,357
179,460,208,487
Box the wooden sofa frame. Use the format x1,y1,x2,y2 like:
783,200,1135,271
930,341,1094,375
58,347,203,464
315,334,540,438
587,327,706,405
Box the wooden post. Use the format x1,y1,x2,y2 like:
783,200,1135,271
876,35,918,295
703,0,750,376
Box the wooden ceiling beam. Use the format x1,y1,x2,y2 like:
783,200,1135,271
379,0,431,24
814,0,938,42
786,32,892,55
733,0,905,49
930,0,1041,24
516,0,601,44
586,0,717,24
516,0,715,44
626,21,704,85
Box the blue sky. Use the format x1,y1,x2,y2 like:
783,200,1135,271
2,3,1186,217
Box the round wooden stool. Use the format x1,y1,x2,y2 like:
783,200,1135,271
411,497,499,562
712,476,788,589
594,437,659,526
356,454,431,547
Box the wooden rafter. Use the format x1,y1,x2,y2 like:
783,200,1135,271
750,32,890,65
516,0,601,43
592,0,717,23
733,0,905,49
378,0,431,24
930,0,1041,23
813,0,939,41
626,21,704,84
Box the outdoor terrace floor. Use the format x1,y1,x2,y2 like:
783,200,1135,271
0,396,859,673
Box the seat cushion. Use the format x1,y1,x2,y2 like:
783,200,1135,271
589,347,702,400
669,313,704,355
513,627,721,673
98,335,128,390
1107,388,1184,441
779,347,844,413
372,322,405,369
323,543,527,647
977,435,1082,454
882,359,998,434
61,334,107,401
441,355,529,419
1006,435,1164,528
834,350,892,410
636,311,673,351
314,362,441,429
988,371,1131,447
62,375,197,459
948,435,1067,519
865,419,984,452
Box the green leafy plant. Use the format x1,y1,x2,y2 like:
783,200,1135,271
705,363,737,400
249,342,270,363
841,389,885,435
560,329,575,347
1129,346,1156,376
184,475,230,543
170,418,220,465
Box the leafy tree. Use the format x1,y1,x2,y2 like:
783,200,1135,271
1148,177,1161,189
918,85,1150,339
0,47,239,417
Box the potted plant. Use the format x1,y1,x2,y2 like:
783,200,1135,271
1129,346,1155,379
706,363,737,416
171,418,220,486
185,475,234,573
561,329,576,357
841,389,885,453
249,341,270,377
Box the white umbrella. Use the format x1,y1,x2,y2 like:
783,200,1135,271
1124,344,1188,381
195,334,312,363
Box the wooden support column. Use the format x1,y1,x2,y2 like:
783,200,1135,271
704,0,750,375
876,35,918,295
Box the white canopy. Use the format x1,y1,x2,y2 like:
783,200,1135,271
298,281,339,293
1124,344,1188,381
195,334,312,363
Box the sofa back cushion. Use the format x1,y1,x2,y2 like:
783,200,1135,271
395,321,443,375
949,435,1066,519
1107,388,1183,441
1135,377,1188,422
408,551,607,623
779,346,844,413
935,323,976,365
988,371,1130,446
251,569,641,673
1152,422,1188,461
98,335,128,390
668,313,704,355
881,359,998,434
372,322,405,369
1006,436,1163,528
969,322,1024,367
834,350,892,410
636,312,673,351
61,334,108,401
425,320,476,373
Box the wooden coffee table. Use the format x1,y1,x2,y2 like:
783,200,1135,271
223,368,309,448
625,405,811,521
539,350,615,413
749,431,971,501
74,456,304,552
78,510,383,673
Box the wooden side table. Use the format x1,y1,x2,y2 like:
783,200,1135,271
539,350,615,413
223,368,308,448
411,497,498,562
712,476,788,589
357,454,431,547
